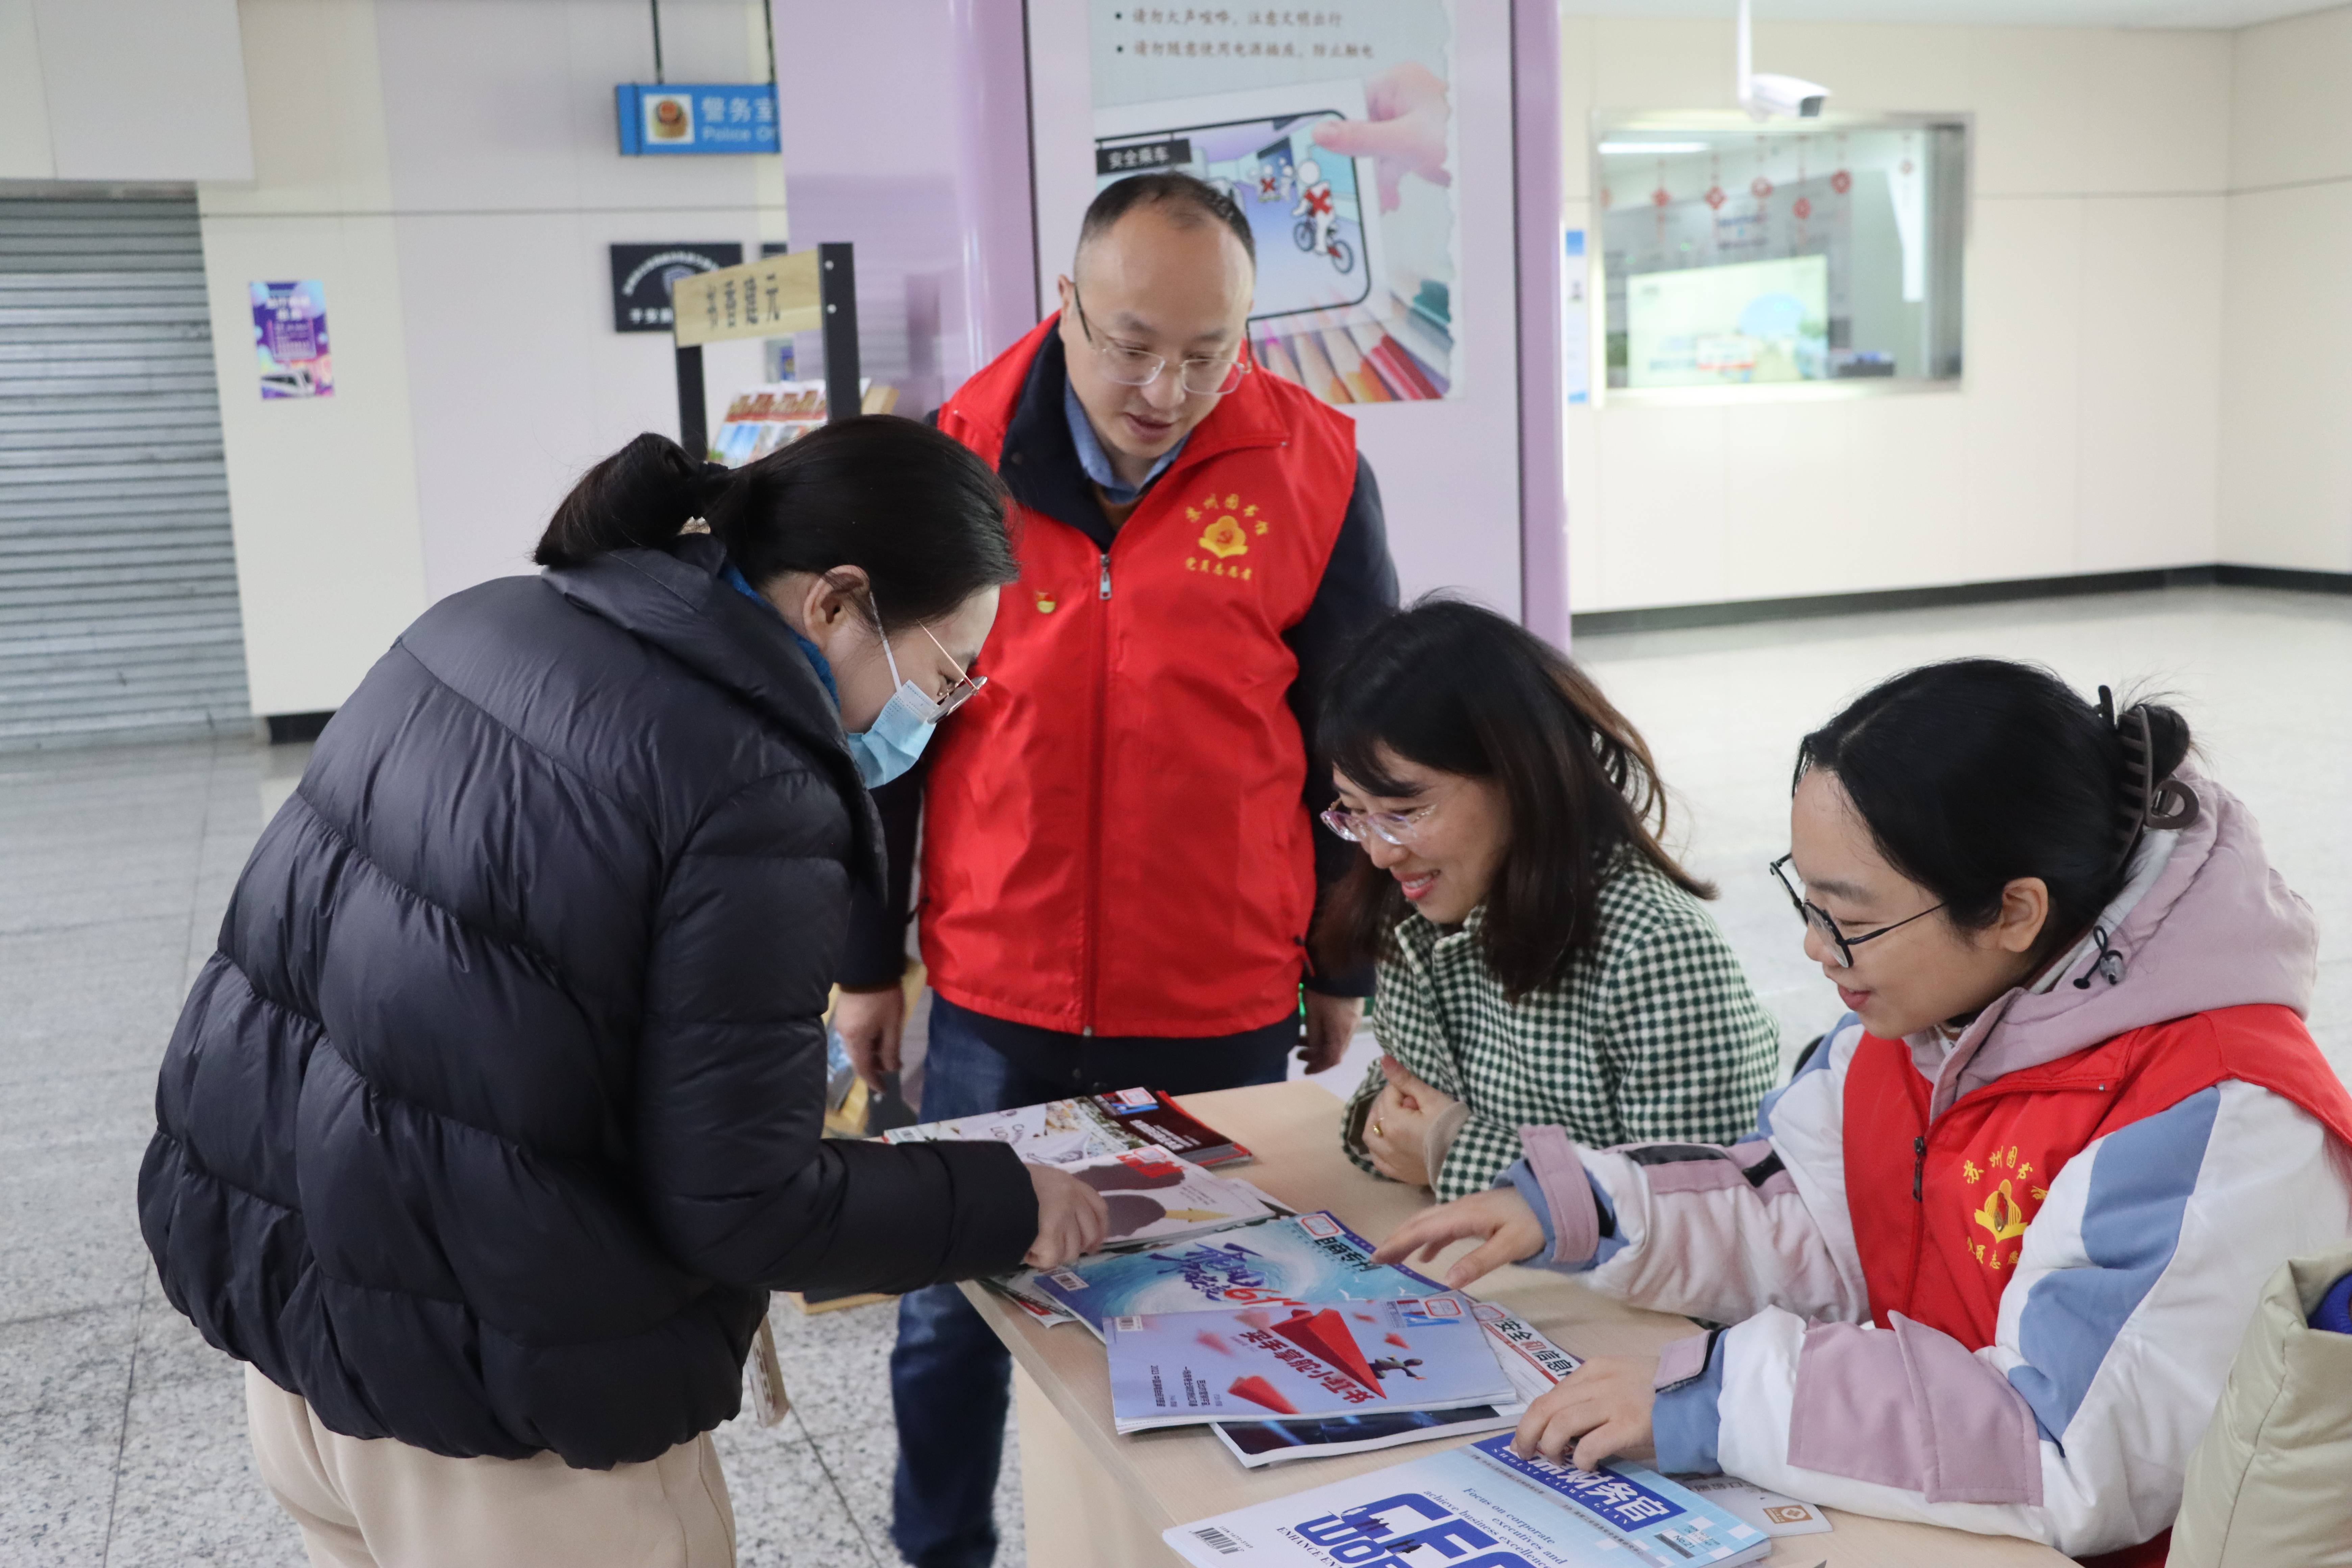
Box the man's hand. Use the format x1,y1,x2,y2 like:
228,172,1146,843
1512,1356,1659,1471
1371,1185,1544,1288
1299,991,1363,1074
1023,1163,1110,1270
832,985,905,1092
1311,62,1452,212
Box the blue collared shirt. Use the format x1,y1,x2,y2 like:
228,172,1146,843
1063,378,1186,505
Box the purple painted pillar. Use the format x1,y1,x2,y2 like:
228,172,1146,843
1512,0,1569,646
951,0,1042,368
772,0,969,412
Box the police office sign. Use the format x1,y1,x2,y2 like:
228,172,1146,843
615,84,781,155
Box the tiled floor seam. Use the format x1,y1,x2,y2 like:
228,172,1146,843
786,1412,890,1568
96,1275,150,1567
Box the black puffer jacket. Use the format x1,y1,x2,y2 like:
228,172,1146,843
138,537,1036,1468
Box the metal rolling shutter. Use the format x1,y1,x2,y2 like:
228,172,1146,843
0,193,251,748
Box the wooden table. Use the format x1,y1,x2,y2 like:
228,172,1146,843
960,1079,2071,1568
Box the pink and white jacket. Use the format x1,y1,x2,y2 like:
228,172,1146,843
1507,775,2352,1564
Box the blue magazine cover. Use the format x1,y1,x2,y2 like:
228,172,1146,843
1163,1432,1771,1567
1033,1211,1445,1333
1105,1296,1513,1433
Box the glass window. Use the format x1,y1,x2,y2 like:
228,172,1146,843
1593,116,1967,396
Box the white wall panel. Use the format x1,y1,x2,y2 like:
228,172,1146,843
201,211,428,714
2218,182,2352,573
1720,400,1857,602
1955,196,2082,585
31,0,253,181
1592,405,1729,609
393,206,766,602
198,0,425,717
2229,4,2352,192
2216,7,2352,577
0,0,56,180
1846,391,1967,588
2073,195,2225,571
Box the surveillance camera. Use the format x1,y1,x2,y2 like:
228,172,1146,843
1741,71,1831,121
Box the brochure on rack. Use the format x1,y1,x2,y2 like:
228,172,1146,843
1106,1295,1513,1434
1211,1302,1582,1468
1033,1211,1446,1334
1164,1433,1773,1567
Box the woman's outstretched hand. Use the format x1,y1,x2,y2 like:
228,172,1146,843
1512,1356,1659,1471
1370,1185,1546,1290
1022,1163,1109,1270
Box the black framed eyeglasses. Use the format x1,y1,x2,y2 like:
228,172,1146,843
1071,285,1250,397
1769,854,1943,970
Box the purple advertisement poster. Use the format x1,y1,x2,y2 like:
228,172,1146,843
251,280,333,399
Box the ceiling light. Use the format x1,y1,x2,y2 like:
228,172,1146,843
1597,141,1710,155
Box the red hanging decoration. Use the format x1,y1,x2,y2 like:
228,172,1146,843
1750,175,1773,199
1706,186,1727,210
1793,196,1813,219
1831,170,1852,195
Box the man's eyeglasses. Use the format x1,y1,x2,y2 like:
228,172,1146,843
1321,800,1438,848
1769,854,1941,970
1071,286,1251,398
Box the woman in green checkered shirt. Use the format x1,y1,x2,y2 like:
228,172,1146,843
1318,600,1781,1202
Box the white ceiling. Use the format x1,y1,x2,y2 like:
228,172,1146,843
1559,0,2345,28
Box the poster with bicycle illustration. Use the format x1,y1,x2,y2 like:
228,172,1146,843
1083,3,1461,407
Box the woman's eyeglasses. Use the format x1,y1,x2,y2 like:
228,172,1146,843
1321,800,1438,848
1768,853,1941,970
912,620,984,716
1071,286,1251,398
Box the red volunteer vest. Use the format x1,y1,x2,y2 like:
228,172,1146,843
925,318,1358,1036
1844,1003,2352,1352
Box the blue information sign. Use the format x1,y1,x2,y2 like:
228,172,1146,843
615,84,780,156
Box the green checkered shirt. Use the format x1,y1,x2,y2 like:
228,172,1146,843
1343,856,1782,1200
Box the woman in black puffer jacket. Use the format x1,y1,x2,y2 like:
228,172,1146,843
137,419,1106,1567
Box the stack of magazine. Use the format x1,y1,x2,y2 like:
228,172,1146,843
898,1087,1827,1545
1014,1207,1589,1467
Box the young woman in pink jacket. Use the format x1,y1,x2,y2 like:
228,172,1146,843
1376,659,2352,1568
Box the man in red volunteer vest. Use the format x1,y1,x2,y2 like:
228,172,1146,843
832,172,1397,1568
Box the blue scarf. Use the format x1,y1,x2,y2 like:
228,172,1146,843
723,563,837,704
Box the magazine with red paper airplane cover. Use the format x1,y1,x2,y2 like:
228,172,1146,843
1104,1296,1513,1435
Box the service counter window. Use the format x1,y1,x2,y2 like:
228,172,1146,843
1593,115,1967,400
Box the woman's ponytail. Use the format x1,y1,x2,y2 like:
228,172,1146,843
534,433,718,567
534,417,1015,628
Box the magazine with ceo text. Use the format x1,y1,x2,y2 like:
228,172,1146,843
1164,1433,1771,1567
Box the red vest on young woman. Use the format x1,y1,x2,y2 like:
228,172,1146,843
924,318,1358,1037
1843,1002,2352,1353
1841,1003,2352,1568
